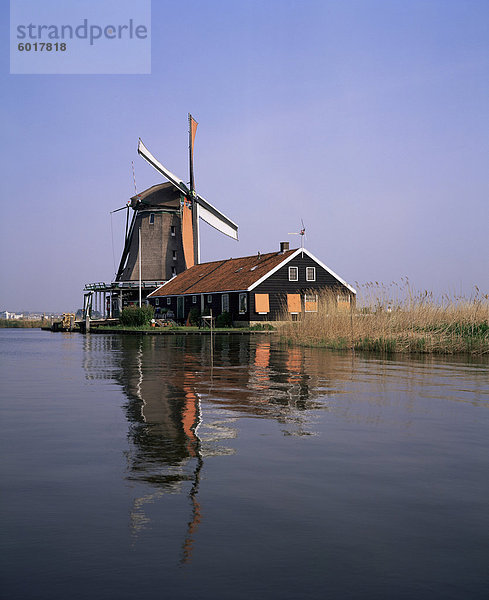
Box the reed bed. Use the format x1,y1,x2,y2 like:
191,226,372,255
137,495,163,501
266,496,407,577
0,319,46,328
280,281,489,355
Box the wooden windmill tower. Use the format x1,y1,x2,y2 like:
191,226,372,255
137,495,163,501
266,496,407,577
115,115,238,283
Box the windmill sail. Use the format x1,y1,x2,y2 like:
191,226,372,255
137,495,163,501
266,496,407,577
138,139,238,240
116,209,138,280
138,139,189,195
196,195,238,240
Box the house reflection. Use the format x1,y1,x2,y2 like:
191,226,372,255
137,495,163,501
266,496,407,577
82,333,338,561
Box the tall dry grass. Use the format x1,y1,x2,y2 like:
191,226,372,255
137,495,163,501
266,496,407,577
280,281,489,355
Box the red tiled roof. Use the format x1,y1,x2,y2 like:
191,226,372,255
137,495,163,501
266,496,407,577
148,249,297,296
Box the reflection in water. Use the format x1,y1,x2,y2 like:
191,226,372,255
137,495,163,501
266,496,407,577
4,330,489,599
83,334,489,563
83,334,335,561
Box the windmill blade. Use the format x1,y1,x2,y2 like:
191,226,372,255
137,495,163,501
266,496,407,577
125,205,130,241
111,205,129,214
116,209,138,280
138,139,189,196
196,194,238,240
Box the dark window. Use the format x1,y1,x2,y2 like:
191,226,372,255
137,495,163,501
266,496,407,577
207,295,212,303
239,293,247,314
166,298,171,305
192,296,197,304
149,213,155,225
289,266,298,281
170,225,176,237
171,267,176,277
172,250,177,261
306,267,316,281
222,293,229,312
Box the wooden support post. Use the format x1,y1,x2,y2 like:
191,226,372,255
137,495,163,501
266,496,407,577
210,308,213,368
138,226,142,308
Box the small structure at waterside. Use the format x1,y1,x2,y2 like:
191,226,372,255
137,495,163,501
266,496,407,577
147,242,356,326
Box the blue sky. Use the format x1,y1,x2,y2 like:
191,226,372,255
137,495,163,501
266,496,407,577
1,0,488,311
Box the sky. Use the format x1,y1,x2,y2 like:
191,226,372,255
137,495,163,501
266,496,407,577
1,0,488,312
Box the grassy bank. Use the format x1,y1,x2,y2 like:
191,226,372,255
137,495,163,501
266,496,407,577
0,319,46,328
96,324,275,333
280,284,489,355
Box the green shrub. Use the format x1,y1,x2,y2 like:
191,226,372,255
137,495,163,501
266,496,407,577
188,307,201,326
216,311,232,328
120,305,154,327
249,323,276,331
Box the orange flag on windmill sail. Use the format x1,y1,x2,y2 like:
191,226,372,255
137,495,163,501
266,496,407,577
189,114,199,194
189,114,198,154
182,198,195,269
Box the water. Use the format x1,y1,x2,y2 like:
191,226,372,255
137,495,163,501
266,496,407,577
1,329,488,599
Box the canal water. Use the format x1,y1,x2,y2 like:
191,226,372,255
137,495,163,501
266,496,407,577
1,329,488,599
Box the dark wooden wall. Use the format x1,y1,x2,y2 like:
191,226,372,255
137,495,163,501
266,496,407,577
149,253,353,322
251,253,352,320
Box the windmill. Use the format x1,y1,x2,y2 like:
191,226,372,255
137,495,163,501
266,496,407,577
114,115,238,283
288,219,306,250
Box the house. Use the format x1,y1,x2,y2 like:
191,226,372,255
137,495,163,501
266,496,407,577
147,242,356,325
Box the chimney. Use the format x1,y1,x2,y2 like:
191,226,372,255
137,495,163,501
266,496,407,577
280,241,289,253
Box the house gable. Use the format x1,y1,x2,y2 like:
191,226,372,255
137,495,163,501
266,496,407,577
248,248,356,294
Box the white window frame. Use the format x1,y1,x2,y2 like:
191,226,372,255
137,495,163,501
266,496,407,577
149,213,155,225
171,267,176,277
172,250,177,261
306,266,316,282
337,294,351,304
170,225,176,237
222,293,229,313
192,295,197,304
207,295,213,303
155,298,159,306
288,266,298,281
239,293,247,314
166,298,171,305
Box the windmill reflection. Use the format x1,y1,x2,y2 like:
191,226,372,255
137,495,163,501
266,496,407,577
83,334,329,562
121,339,208,563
